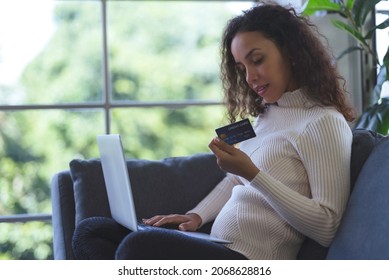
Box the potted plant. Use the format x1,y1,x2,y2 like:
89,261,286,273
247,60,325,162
303,0,389,135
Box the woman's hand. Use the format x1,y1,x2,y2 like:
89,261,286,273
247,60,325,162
208,137,259,181
142,213,202,232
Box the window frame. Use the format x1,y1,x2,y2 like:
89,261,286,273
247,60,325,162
0,0,231,224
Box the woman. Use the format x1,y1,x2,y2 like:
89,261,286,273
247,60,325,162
73,2,355,260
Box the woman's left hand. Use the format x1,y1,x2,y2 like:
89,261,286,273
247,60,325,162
208,137,259,181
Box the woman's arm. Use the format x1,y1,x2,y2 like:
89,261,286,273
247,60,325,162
209,114,352,246
253,115,352,246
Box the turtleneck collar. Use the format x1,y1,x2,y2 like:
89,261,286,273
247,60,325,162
273,88,314,108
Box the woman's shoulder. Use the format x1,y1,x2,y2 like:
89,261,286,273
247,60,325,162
288,103,349,134
300,106,352,139
310,105,349,125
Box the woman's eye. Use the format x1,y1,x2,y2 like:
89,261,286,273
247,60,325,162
253,58,263,65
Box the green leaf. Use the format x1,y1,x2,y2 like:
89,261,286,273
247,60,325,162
346,0,355,10
377,99,389,135
331,19,366,46
376,98,389,135
355,99,389,135
372,67,387,102
352,0,381,27
355,110,379,131
383,45,389,80
355,109,372,129
336,46,362,60
365,18,389,39
377,66,388,87
302,0,342,16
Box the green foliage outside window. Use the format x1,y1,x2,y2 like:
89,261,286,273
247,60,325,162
0,1,242,259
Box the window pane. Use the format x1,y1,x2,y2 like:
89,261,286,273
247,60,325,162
0,0,255,260
0,109,104,215
0,109,103,259
0,0,103,105
111,105,225,159
0,222,52,260
107,1,253,102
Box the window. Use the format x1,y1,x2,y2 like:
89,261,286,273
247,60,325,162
0,0,254,259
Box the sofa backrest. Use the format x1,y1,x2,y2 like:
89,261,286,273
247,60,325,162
327,130,389,259
52,130,387,260
297,129,385,259
69,153,226,226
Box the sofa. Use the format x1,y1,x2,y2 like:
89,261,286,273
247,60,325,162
51,129,389,260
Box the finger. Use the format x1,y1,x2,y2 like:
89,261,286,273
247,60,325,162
209,138,229,156
143,215,179,226
153,215,186,227
208,139,220,155
178,221,197,232
211,138,235,154
142,215,164,225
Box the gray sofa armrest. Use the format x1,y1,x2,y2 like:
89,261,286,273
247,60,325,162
51,171,76,260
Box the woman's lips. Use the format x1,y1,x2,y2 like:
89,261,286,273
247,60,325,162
254,84,269,97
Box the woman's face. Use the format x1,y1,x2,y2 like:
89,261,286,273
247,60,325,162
231,31,297,103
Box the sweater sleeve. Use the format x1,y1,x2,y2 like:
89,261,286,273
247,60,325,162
250,114,352,246
187,174,242,226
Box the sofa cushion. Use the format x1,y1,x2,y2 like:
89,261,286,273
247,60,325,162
326,135,389,259
349,129,383,191
69,153,225,227
70,159,110,226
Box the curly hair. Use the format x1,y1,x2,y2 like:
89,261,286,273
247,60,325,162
220,2,356,123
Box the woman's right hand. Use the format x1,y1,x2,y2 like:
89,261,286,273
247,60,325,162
142,213,202,232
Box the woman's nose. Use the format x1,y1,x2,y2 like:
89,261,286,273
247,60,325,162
245,67,257,84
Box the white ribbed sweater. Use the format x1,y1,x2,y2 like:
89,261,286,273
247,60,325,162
189,89,352,259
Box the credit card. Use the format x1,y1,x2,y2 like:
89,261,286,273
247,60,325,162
215,119,256,145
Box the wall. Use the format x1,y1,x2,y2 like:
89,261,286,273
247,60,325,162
311,14,364,116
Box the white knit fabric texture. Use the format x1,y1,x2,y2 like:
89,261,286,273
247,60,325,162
189,89,352,259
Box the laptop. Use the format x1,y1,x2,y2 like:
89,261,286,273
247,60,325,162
96,134,232,244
